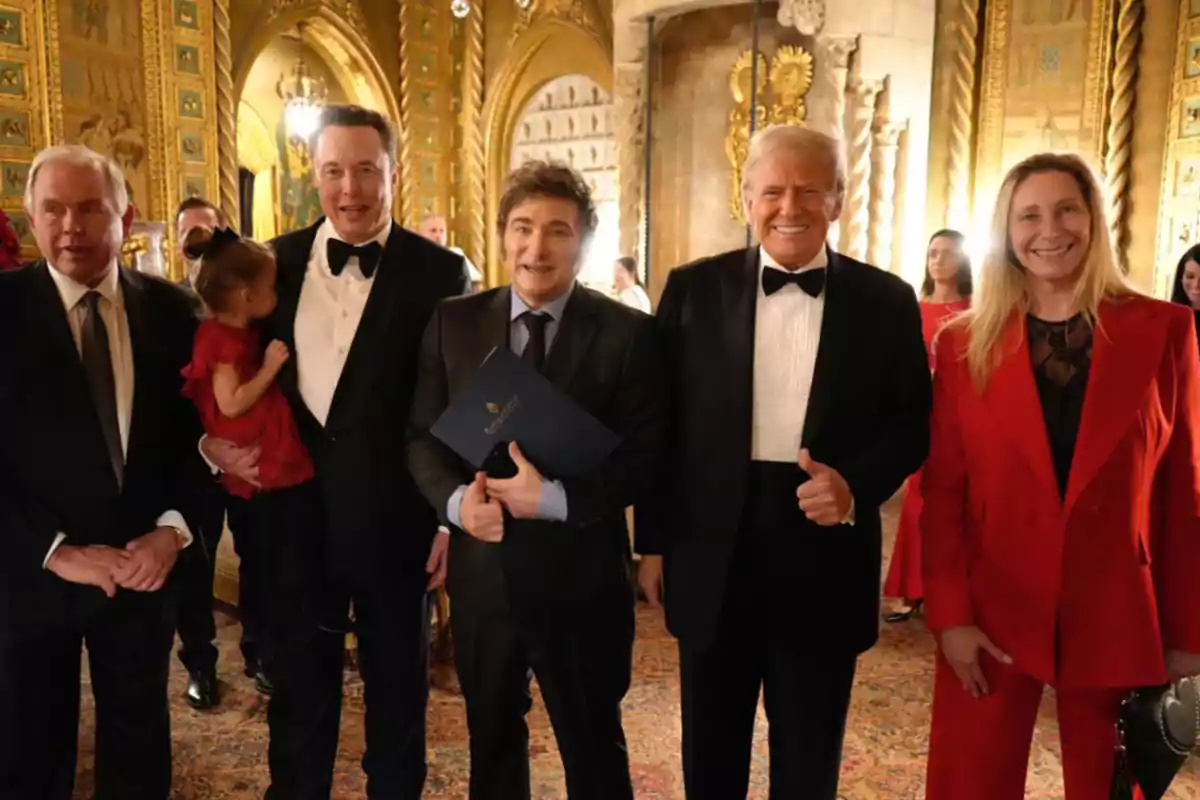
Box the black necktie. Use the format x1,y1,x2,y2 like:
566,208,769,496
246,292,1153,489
521,311,550,373
327,239,383,278
81,291,123,487
762,266,826,298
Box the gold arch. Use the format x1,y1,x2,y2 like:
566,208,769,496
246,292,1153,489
483,18,613,286
231,7,404,217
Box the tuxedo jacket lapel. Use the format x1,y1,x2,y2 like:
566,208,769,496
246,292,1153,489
543,286,600,393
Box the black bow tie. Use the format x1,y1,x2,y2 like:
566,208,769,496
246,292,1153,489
327,239,383,278
762,266,826,298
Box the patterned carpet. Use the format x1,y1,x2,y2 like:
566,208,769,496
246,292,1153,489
74,497,1200,798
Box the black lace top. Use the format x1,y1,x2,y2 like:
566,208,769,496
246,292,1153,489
1027,313,1093,498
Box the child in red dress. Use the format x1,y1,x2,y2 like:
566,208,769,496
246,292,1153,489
180,227,313,497
882,229,972,622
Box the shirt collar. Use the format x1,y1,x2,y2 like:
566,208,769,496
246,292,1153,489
318,218,394,249
46,260,122,313
759,244,828,275
510,281,575,322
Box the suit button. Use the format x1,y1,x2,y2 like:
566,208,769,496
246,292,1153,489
330,435,337,444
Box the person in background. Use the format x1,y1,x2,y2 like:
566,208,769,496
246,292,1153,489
0,207,23,271
639,124,931,800
613,256,651,313
882,229,972,623
1170,243,1200,354
408,161,667,800
172,197,272,709
418,211,484,292
0,144,202,799
922,152,1200,799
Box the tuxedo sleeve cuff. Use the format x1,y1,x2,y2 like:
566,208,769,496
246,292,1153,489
446,485,468,529
43,532,67,568
198,436,219,476
537,480,569,522
156,511,194,548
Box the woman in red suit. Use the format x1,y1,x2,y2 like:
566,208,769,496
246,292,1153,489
883,229,972,622
922,151,1200,799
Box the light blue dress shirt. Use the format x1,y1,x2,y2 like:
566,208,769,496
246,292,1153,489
445,284,574,529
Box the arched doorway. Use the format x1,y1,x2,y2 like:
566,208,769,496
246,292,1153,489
510,75,617,292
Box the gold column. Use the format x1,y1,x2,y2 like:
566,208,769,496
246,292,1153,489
945,0,980,232
614,22,648,267
842,76,882,261
214,0,238,228
869,82,902,271
1104,0,1144,269
462,0,485,270
397,0,414,226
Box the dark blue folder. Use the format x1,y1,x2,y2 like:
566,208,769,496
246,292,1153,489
429,346,620,479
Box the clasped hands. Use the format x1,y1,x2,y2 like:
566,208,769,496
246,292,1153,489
459,442,544,543
46,526,183,598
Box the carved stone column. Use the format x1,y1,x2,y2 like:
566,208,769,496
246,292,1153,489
869,120,904,270
214,0,238,227
1104,0,1144,270
614,23,649,267
841,76,883,261
778,0,826,35
816,34,858,140
945,0,981,232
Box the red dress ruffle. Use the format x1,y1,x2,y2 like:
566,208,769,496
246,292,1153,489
181,319,314,499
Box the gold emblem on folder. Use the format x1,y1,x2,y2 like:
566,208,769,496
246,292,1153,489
486,402,500,414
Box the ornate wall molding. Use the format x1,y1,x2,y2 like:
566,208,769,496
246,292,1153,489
842,76,882,261
614,59,645,264
398,0,414,227
215,0,238,228
1103,0,1143,269
869,118,904,270
945,0,979,232
816,34,857,141
777,0,825,35
268,0,369,43
142,0,168,224
512,0,604,45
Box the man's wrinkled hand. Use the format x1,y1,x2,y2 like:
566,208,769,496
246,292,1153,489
46,544,131,598
638,555,664,608
115,527,183,593
426,528,450,590
796,449,853,526
485,442,544,520
461,472,504,543
201,436,262,487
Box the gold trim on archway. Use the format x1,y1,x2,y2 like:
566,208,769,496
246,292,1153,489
483,19,613,286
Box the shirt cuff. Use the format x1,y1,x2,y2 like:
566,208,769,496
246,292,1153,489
156,510,194,548
198,435,219,475
43,532,67,568
446,484,468,529
536,479,569,522
842,497,856,526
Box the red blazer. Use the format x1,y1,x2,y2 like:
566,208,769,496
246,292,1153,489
922,296,1200,690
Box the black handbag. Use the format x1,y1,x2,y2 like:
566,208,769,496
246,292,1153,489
1110,677,1199,800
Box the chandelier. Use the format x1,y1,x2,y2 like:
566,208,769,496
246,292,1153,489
276,23,327,142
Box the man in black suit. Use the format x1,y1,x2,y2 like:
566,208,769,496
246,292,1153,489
0,145,202,799
202,105,470,799
172,196,271,709
638,125,931,799
407,161,667,800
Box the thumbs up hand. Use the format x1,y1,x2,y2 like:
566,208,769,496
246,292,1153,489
486,442,546,520
796,448,854,526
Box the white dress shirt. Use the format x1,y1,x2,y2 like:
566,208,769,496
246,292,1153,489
294,219,392,426
618,284,652,314
751,245,828,462
43,263,192,566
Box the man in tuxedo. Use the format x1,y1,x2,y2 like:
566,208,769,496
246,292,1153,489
408,161,667,800
0,145,202,799
171,196,271,709
202,104,470,799
417,211,484,291
638,125,931,799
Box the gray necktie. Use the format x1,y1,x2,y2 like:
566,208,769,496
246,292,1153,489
81,291,123,487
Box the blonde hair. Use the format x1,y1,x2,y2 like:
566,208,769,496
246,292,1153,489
964,152,1136,387
740,124,847,212
25,144,129,216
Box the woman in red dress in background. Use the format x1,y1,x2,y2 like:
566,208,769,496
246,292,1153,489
882,229,972,622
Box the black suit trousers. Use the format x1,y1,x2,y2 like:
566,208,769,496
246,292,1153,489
678,465,859,800
175,478,264,674
450,541,636,800
0,588,174,800
259,482,431,800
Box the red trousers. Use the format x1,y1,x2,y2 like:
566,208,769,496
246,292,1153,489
925,655,1142,800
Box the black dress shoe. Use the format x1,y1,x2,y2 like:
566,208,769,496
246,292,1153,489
244,663,274,695
884,599,924,623
186,671,219,710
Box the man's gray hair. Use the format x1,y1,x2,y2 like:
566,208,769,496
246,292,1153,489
740,124,847,206
24,144,130,216
420,211,445,223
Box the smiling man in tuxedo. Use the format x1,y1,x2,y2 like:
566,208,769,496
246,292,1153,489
407,161,667,799
202,105,470,798
0,145,202,799
638,125,932,799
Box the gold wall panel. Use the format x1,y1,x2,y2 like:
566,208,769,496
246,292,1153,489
0,1,49,257
974,0,1116,221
